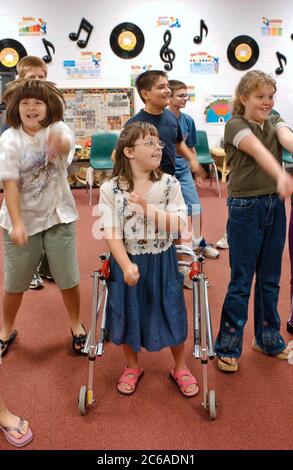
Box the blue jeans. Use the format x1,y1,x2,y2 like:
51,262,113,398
175,157,201,216
215,194,287,358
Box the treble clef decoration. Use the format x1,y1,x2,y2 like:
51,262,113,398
160,29,176,71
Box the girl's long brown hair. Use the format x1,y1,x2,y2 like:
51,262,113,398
232,70,276,115
112,121,162,192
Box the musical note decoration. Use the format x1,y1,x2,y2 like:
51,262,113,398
193,19,208,45
69,18,93,49
42,38,55,64
291,33,293,40
275,51,287,75
160,29,175,71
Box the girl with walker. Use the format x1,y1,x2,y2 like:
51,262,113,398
215,70,293,372
0,79,86,357
99,121,199,397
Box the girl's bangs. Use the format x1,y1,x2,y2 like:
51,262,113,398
18,82,48,102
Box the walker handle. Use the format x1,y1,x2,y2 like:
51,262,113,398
189,261,199,281
98,259,110,280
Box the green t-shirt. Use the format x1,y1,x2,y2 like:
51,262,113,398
224,114,287,197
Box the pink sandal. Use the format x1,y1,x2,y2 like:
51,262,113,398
0,417,33,448
117,367,144,395
169,368,199,398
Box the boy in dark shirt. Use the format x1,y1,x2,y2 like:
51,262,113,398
126,70,201,176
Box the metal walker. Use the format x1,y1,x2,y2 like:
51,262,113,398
78,246,218,420
78,254,110,415
176,244,217,420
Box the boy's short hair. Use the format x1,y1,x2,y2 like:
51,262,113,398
16,56,48,79
135,70,168,102
5,79,64,128
168,80,187,95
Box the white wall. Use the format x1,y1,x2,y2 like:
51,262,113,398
1,0,293,146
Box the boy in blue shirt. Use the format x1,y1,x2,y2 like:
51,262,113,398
168,80,219,275
127,70,201,176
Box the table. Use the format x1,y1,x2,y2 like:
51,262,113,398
210,147,229,183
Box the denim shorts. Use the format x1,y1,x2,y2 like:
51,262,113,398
175,157,201,216
3,222,80,292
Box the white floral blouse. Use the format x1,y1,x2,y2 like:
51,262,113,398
99,173,186,255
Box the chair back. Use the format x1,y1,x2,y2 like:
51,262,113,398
90,132,118,170
282,148,293,164
195,130,213,164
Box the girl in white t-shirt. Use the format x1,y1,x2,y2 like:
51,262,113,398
0,79,86,357
99,121,199,397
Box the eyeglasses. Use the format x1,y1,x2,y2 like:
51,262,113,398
175,94,188,99
132,139,165,149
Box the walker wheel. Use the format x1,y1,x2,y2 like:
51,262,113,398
78,385,87,415
209,390,217,420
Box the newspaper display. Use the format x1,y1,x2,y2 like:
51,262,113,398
61,88,134,140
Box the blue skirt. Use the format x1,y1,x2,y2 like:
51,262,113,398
106,245,187,352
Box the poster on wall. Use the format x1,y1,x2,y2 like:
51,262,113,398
60,88,134,139
190,52,219,74
261,18,282,36
130,65,152,86
18,17,47,36
63,51,101,79
204,95,232,123
156,17,181,28
187,85,196,102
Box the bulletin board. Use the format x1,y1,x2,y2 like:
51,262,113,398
60,87,134,141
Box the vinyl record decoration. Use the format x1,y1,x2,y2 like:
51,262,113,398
0,39,27,72
227,35,259,71
110,23,144,59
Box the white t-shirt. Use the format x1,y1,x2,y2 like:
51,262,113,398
99,173,186,255
0,121,78,236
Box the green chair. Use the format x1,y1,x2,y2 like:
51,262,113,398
282,148,293,166
88,132,118,205
195,130,221,197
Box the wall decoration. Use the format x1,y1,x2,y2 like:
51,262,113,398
69,18,93,49
204,95,232,123
193,20,208,45
63,51,101,79
160,30,175,71
60,88,134,139
227,35,259,70
261,18,282,36
130,65,152,86
190,52,219,74
18,17,47,36
275,51,287,75
110,23,144,59
42,38,55,64
0,39,27,72
187,85,196,102
156,17,181,28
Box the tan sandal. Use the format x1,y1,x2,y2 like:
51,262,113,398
252,338,290,360
217,356,238,372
